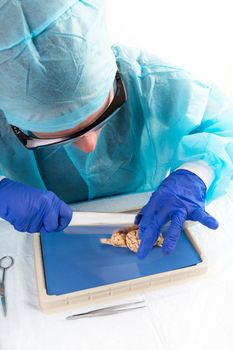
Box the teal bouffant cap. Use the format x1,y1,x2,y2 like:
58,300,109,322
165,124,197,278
0,0,117,131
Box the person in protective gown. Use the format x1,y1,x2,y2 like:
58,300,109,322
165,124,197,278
0,0,233,258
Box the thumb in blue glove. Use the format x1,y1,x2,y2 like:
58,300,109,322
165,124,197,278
0,178,72,233
134,170,218,258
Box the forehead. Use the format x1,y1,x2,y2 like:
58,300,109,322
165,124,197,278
33,113,99,137
32,87,114,137
33,99,109,138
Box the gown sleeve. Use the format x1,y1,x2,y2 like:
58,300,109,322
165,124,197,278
175,160,214,189
170,84,233,202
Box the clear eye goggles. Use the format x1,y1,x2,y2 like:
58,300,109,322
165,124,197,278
10,71,126,150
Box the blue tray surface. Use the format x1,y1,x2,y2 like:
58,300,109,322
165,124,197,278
40,225,201,295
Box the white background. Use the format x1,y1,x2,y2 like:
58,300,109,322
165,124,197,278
106,0,233,98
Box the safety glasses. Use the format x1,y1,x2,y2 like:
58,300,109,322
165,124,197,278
10,71,126,150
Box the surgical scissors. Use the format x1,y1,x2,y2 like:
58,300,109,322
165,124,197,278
0,256,14,317
66,300,146,320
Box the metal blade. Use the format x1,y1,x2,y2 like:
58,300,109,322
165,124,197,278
0,296,7,317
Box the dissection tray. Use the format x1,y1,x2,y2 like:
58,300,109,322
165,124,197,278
33,212,207,313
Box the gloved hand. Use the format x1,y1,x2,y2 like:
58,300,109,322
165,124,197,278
135,169,219,258
0,178,72,233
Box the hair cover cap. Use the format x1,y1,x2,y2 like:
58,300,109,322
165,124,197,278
0,0,117,131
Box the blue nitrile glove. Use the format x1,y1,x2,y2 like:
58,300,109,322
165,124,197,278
0,178,72,233
135,169,219,258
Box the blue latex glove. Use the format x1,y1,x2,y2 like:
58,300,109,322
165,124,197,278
135,169,219,258
0,178,72,233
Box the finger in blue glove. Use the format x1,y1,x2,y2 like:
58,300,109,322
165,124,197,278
0,178,72,233
135,169,219,258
